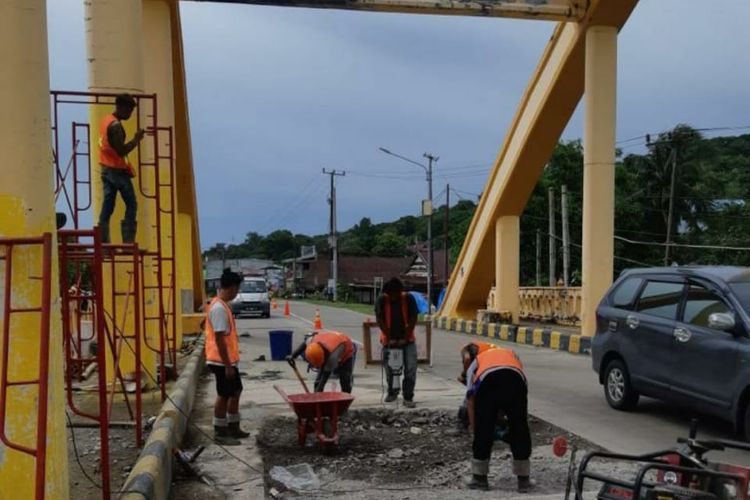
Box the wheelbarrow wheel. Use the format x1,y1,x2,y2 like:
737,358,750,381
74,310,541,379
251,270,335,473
322,417,334,440
297,419,307,446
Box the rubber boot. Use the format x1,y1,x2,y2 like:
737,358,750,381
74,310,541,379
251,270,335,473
517,476,536,493
213,426,241,446
513,460,535,493
121,220,137,244
466,459,489,490
228,421,250,439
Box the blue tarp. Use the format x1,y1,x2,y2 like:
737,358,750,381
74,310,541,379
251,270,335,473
436,288,447,310
409,291,430,314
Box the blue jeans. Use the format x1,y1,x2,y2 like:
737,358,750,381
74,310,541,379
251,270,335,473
384,342,417,401
98,167,137,242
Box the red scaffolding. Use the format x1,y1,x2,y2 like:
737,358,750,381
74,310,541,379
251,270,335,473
58,229,145,499
0,233,54,500
51,90,178,498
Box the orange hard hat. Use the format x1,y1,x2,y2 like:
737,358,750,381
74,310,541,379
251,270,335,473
305,342,325,368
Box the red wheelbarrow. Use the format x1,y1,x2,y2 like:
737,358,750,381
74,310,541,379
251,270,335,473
274,385,354,448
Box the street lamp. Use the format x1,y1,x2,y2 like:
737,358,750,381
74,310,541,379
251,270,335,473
379,146,439,309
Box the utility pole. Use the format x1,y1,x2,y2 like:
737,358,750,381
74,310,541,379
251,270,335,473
536,229,542,286
323,168,345,301
548,187,556,286
561,185,570,286
444,184,450,289
424,152,437,309
664,138,678,266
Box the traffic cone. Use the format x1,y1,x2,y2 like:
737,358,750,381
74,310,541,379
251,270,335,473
313,309,323,330
284,301,291,317
272,299,278,310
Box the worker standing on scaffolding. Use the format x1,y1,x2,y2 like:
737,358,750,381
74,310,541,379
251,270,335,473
205,268,250,445
97,94,145,243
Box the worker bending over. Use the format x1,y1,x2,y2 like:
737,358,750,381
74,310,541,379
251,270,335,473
288,331,356,393
457,341,499,428
464,346,534,492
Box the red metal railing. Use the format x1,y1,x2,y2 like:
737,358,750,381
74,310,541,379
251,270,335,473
0,233,54,500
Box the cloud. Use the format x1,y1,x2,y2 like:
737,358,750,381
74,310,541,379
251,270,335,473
46,0,750,247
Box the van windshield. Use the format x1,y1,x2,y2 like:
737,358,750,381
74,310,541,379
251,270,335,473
729,282,750,313
240,281,267,293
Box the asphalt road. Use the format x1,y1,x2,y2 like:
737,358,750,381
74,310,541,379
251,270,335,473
236,301,750,466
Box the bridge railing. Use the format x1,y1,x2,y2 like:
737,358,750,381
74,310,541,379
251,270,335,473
486,286,582,326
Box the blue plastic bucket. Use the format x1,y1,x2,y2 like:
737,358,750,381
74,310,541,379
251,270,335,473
268,330,293,360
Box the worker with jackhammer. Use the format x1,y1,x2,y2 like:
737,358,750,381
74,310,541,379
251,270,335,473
463,345,535,492
97,93,145,243
287,331,356,393
375,277,419,408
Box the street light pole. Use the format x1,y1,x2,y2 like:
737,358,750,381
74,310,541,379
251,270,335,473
378,147,438,310
424,153,437,310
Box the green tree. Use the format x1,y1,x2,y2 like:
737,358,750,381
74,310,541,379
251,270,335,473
373,230,408,257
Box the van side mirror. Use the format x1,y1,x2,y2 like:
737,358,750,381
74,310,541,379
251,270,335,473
708,312,735,332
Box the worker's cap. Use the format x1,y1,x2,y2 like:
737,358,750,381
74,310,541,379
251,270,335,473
305,342,325,368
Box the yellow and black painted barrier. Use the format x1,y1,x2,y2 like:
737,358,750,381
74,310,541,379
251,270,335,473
427,315,590,354
120,340,205,500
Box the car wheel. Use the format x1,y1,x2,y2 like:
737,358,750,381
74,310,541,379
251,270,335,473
604,359,639,411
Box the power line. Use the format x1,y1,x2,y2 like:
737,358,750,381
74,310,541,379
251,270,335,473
615,235,750,252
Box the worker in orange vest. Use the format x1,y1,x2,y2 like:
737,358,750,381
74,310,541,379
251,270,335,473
97,94,145,243
288,331,356,393
464,347,534,492
205,268,248,445
375,277,419,407
456,342,500,428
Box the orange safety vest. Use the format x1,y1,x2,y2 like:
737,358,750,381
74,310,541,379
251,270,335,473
472,347,524,385
99,114,135,175
205,297,240,365
380,292,414,345
313,331,354,364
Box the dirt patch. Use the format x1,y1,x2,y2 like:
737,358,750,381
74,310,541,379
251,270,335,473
257,408,600,497
67,426,143,497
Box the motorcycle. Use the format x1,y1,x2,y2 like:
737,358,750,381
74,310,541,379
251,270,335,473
574,420,750,500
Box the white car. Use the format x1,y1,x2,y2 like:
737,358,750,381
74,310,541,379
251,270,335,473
230,277,271,318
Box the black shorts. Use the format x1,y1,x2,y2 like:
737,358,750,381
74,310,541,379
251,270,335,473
208,364,243,398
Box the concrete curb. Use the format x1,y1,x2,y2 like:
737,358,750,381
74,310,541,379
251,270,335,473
425,315,590,354
119,341,205,500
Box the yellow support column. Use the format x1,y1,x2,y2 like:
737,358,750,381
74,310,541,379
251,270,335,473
494,216,520,323
581,26,617,337
0,1,70,498
85,0,157,382
144,0,182,349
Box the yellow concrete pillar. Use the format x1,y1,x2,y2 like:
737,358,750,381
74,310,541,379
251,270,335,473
85,0,158,383
0,1,70,498
581,26,617,337
494,216,520,323
144,0,182,349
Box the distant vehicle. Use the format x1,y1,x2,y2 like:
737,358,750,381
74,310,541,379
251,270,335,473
231,277,270,318
592,266,750,440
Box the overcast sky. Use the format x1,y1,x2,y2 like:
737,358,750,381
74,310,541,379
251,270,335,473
47,0,750,248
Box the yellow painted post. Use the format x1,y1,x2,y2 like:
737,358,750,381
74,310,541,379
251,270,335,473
177,214,195,333
0,1,70,497
85,0,157,383
581,26,617,337
144,0,182,349
494,216,520,322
